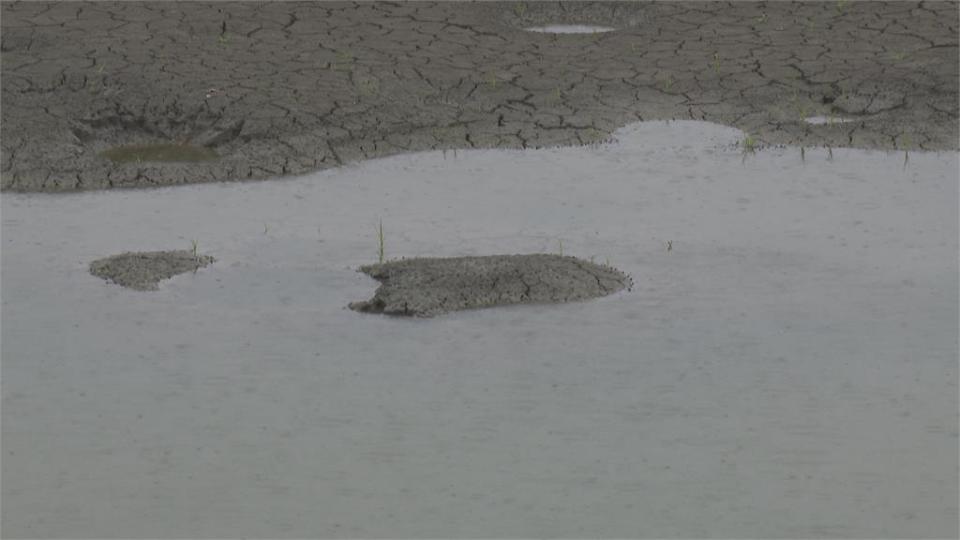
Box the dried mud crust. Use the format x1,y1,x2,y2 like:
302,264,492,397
349,254,633,317
89,250,215,291
2,1,957,192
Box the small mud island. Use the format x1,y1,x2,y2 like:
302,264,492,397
349,253,632,317
89,250,215,291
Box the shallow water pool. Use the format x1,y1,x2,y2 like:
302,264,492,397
3,121,957,538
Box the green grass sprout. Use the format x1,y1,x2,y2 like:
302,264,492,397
377,218,385,264
333,50,353,71
901,133,912,169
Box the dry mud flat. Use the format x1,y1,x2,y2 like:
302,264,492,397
1,1,957,191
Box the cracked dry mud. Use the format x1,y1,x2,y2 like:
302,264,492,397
348,254,633,317
1,1,957,192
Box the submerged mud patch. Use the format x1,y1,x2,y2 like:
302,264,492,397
804,116,859,125
89,250,215,290
349,254,632,317
504,1,652,30
524,25,616,34
100,143,219,163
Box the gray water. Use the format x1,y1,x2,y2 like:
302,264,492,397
3,121,957,538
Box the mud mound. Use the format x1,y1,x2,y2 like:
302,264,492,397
89,250,214,291
349,254,632,317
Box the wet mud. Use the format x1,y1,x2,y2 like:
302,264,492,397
89,250,215,290
349,254,632,317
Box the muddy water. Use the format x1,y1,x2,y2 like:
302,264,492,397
2,121,956,538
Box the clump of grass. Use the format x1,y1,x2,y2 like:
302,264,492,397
513,2,526,17
332,50,353,71
583,127,605,146
658,75,675,93
713,52,720,74
356,76,380,98
191,239,200,262
217,21,230,46
557,238,563,256
742,134,758,153
899,133,912,149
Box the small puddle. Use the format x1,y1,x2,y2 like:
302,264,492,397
100,143,219,163
524,24,616,34
804,116,859,125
